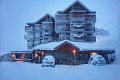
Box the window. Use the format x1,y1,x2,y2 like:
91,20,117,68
16,54,21,59
44,38,48,40
78,32,82,34
45,30,48,32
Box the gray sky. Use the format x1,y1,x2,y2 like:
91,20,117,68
0,0,120,55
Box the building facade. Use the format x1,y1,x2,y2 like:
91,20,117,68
24,1,96,49
24,14,54,49
11,40,115,65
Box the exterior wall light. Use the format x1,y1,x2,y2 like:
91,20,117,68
91,52,97,55
35,54,38,58
72,50,76,55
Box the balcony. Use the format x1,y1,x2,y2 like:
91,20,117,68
41,39,52,44
35,33,41,37
34,41,40,45
70,23,85,31
70,34,85,42
27,42,33,46
25,26,34,32
55,25,70,34
70,9,86,12
85,36,96,42
86,15,96,22
55,14,69,23
70,17,85,22
59,35,70,40
42,22,53,27
84,28,94,32
73,34,83,37
34,26,41,30
24,35,34,39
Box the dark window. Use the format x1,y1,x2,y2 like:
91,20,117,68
16,54,21,59
45,30,48,32
78,32,82,34
27,54,32,59
44,38,48,40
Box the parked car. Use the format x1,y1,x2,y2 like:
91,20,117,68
108,54,115,63
88,54,106,66
42,55,55,67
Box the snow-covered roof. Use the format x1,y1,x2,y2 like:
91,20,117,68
10,50,31,54
31,40,115,51
35,13,54,24
63,0,91,13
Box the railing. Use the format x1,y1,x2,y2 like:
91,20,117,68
55,14,69,21
35,33,41,37
24,35,34,39
70,10,86,12
86,15,96,22
25,26,34,32
27,42,33,46
84,28,94,32
34,41,40,45
59,35,70,40
70,17,85,22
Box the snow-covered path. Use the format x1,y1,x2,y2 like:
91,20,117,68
0,62,120,80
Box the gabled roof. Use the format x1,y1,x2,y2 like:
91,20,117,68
54,41,80,50
63,0,91,13
35,13,54,24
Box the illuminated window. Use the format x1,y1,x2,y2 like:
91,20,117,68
41,52,44,55
12,53,15,58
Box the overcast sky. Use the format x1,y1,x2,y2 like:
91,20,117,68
0,0,120,55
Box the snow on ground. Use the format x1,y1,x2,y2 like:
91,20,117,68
1,62,120,80
97,34,120,64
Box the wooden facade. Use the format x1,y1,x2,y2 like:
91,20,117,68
11,41,115,65
11,51,32,62
31,41,115,65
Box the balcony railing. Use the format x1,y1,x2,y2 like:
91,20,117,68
70,34,85,42
24,35,34,39
34,26,41,30
86,15,96,22
27,42,33,46
35,33,41,37
70,17,85,22
25,26,34,32
71,25,84,29
84,28,94,32
59,35,70,40
85,36,96,42
55,14,69,21
34,41,40,45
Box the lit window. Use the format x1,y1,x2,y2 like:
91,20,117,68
41,52,44,55
12,53,15,58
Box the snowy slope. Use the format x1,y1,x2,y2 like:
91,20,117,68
96,20,120,64
0,62,120,80
99,35,120,64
